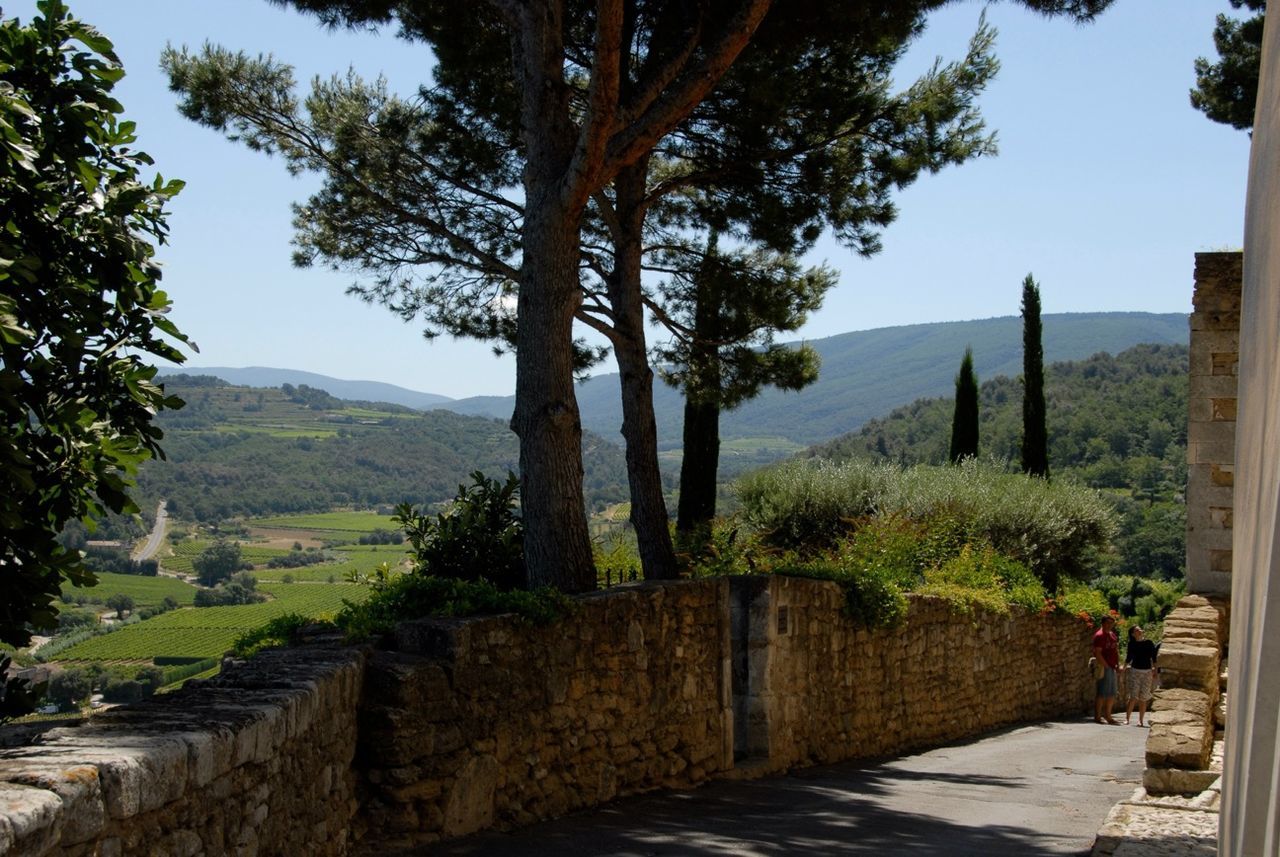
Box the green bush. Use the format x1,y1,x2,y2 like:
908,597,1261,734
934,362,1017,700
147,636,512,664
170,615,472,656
738,458,1116,590
736,459,894,550
773,558,909,630
232,613,318,658
1134,579,1184,628
395,471,524,590
336,569,570,642
1055,581,1112,626
916,544,1045,615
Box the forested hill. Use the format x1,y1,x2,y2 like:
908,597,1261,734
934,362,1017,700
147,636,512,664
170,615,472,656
809,343,1189,486
137,379,632,522
441,312,1188,446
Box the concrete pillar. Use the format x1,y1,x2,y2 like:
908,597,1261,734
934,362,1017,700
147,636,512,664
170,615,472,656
1186,252,1241,596
1220,10,1280,856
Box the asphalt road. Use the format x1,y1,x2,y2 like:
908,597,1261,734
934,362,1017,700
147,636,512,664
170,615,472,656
131,499,168,561
414,717,1146,857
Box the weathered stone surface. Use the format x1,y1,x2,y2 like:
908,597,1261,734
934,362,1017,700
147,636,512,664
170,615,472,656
1151,689,1211,718
1092,803,1218,856
1143,767,1221,796
0,783,62,856
0,644,365,857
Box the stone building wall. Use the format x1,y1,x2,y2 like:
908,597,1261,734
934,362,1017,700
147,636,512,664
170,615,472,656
0,644,365,857
1186,251,1242,595
1,579,1098,855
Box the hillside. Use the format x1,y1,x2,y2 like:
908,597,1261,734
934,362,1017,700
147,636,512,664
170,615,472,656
810,343,1188,474
439,312,1188,446
807,343,1189,580
138,379,633,522
162,366,453,410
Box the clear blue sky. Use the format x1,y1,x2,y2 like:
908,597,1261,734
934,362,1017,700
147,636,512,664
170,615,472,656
6,1,1253,398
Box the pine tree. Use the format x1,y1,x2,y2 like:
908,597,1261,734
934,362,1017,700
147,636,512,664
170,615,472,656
1191,0,1264,131
1021,274,1050,478
949,347,979,463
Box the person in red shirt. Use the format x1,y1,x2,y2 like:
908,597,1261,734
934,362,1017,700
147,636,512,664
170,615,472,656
1092,615,1120,724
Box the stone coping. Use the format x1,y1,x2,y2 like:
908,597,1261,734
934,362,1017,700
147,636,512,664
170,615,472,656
0,644,365,855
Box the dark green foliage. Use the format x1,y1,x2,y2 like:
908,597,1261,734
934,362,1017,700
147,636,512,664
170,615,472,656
101,677,144,704
105,593,133,619
194,572,264,607
357,530,404,546
56,608,99,631
192,540,243,587
336,572,571,643
395,472,524,590
949,348,979,463
0,0,188,655
266,550,329,569
1021,275,1049,478
1,655,45,723
232,613,317,658
84,546,159,577
1191,0,1265,131
775,561,909,630
46,667,92,712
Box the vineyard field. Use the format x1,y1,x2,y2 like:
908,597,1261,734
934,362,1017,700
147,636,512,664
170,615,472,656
50,584,369,662
248,511,400,533
62,572,198,608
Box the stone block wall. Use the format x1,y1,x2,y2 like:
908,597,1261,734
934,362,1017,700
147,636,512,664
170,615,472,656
1142,595,1225,796
355,579,734,852
1186,252,1242,595
733,576,1095,772
0,644,365,857
0,578,1102,855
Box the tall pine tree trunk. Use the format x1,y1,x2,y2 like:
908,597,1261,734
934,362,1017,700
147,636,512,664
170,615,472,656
677,397,721,534
513,199,596,592
676,264,723,537
609,160,679,579
510,6,595,592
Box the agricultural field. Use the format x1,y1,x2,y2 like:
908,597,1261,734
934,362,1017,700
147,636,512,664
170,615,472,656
163,539,291,574
248,510,401,534
253,545,411,583
49,583,369,663
62,572,198,608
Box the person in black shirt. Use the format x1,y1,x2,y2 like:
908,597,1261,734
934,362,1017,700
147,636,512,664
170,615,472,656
1125,625,1158,726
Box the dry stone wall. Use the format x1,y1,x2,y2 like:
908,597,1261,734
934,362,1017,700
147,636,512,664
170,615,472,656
1,578,1098,855
733,576,1095,772
0,643,364,857
355,579,734,852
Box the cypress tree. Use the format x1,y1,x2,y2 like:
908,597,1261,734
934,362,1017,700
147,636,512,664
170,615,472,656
949,347,979,463
1021,274,1050,478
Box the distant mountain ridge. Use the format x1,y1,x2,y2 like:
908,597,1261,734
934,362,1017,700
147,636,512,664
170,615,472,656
162,366,453,410
171,312,1188,449
439,311,1189,446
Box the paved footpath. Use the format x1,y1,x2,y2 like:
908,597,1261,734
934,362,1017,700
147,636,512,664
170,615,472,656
416,717,1147,857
